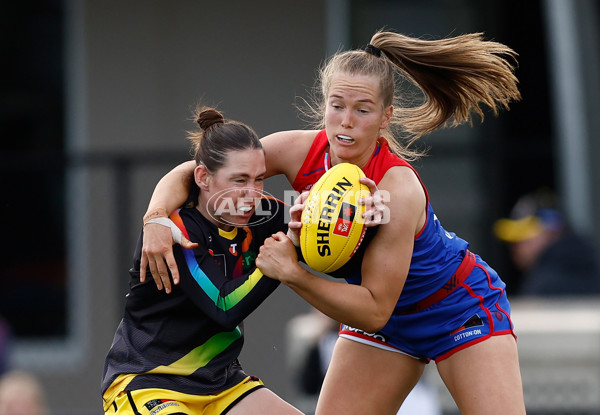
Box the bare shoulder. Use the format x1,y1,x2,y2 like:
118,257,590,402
377,165,427,237
261,130,320,180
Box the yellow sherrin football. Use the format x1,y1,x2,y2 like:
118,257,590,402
300,163,369,273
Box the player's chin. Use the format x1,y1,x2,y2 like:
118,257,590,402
226,212,254,226
330,146,360,164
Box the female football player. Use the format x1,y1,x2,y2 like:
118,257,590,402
141,30,525,414
102,107,303,414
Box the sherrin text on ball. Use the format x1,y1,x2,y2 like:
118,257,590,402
300,163,369,273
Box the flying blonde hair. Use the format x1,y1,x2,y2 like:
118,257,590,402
304,30,521,160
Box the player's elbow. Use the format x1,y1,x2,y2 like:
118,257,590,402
214,318,240,331
210,310,243,330
371,318,389,333
358,312,389,333
355,322,386,334
357,294,394,333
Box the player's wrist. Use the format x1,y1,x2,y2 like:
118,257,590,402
282,263,310,287
143,217,183,245
143,207,168,225
286,228,300,247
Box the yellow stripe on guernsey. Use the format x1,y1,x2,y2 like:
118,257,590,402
103,328,242,409
218,227,238,240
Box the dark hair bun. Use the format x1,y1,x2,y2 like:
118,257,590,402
196,108,225,130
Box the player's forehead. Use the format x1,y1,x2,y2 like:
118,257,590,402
328,73,382,104
218,148,266,176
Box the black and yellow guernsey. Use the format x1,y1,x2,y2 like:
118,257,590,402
102,197,286,410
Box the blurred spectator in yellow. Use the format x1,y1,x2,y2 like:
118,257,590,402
494,189,600,296
0,370,48,415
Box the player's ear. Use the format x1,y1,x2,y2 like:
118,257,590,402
380,105,393,130
195,165,210,191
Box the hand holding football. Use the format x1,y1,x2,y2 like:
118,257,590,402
300,163,369,273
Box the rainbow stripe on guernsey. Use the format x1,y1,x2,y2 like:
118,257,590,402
104,328,242,406
147,328,242,376
170,210,265,311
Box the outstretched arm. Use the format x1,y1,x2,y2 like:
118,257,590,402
141,160,197,293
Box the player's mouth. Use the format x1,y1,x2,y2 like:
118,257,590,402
236,204,254,217
336,134,355,144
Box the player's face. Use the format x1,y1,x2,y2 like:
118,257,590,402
509,230,551,272
324,72,392,168
196,148,266,230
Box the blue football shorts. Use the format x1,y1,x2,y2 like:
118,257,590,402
340,253,515,362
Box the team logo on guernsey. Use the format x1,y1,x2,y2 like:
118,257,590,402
493,310,504,322
229,243,238,256
211,253,226,273
332,202,356,237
